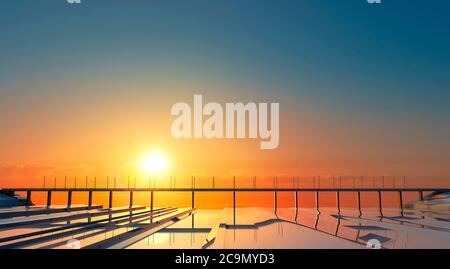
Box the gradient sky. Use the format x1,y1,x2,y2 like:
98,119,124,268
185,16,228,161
1,0,450,186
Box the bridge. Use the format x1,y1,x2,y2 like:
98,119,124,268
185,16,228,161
1,186,448,225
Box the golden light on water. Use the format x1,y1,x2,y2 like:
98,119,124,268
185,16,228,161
139,151,171,174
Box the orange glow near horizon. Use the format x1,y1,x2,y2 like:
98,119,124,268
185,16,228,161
1,80,450,211
1,79,449,183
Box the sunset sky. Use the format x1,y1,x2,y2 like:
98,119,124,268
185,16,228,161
1,0,450,189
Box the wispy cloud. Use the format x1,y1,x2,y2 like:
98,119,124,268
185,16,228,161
0,163,96,180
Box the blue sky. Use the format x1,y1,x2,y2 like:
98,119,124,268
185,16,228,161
2,0,449,105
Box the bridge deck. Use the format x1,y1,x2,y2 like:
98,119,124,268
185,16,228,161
2,187,448,192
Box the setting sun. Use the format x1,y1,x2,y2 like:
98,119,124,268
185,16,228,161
139,151,171,174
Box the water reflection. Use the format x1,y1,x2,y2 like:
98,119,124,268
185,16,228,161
0,206,449,249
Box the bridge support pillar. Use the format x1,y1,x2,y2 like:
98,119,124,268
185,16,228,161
129,191,134,208
336,191,340,215
274,191,278,218
88,190,93,208
233,191,236,225
398,191,403,216
150,191,154,223
67,191,72,208
378,191,383,217
47,191,52,207
357,191,361,217
26,191,32,207
108,191,113,208
295,191,298,222
315,192,320,212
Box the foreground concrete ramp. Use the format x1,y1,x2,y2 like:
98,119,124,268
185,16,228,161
83,208,196,249
0,207,176,249
0,205,145,229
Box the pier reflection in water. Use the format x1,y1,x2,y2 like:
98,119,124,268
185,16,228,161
126,207,450,249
